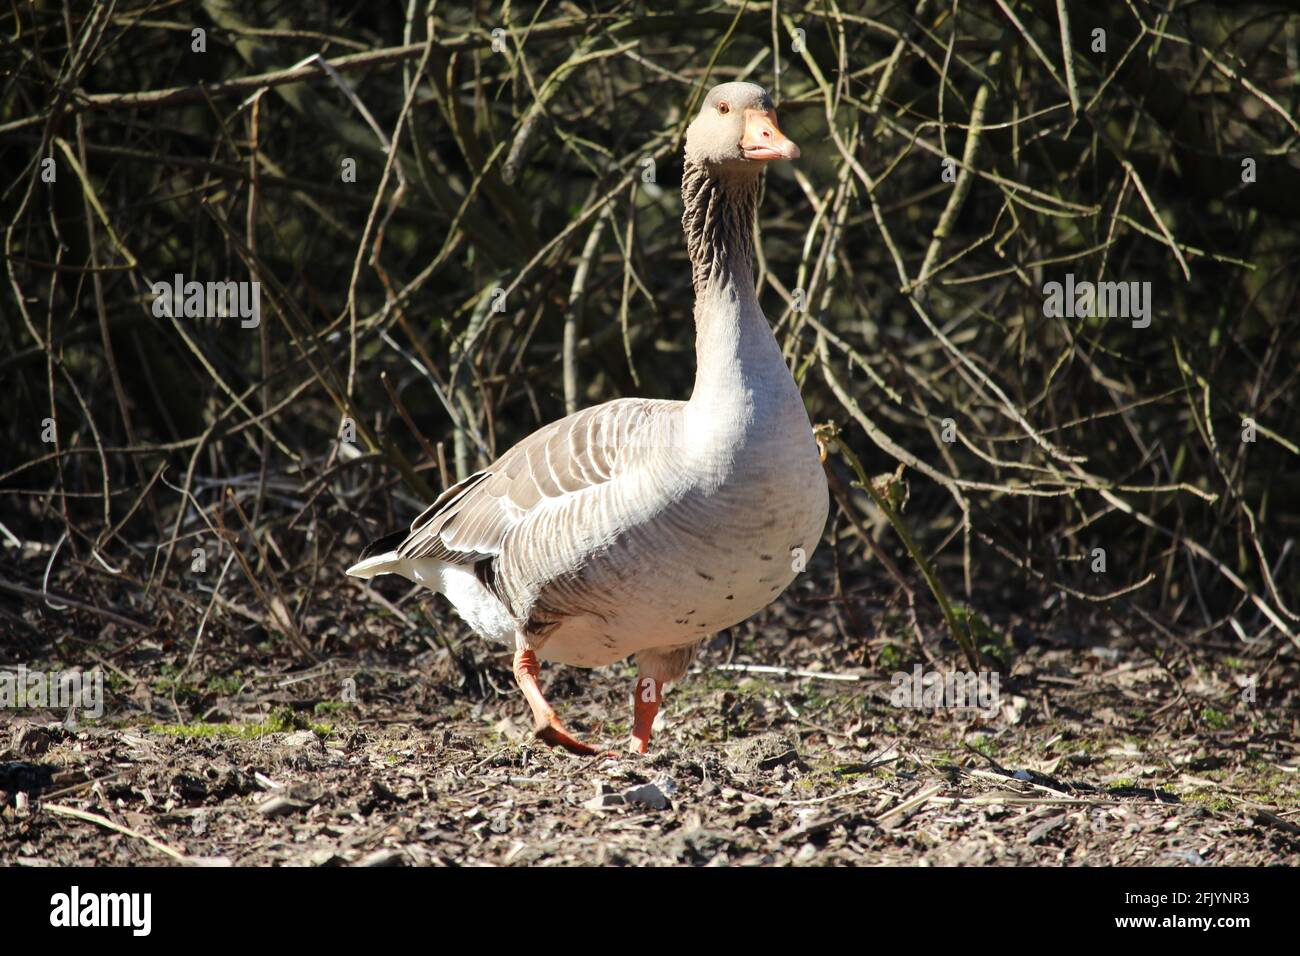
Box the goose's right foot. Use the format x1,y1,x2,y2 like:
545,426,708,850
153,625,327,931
533,715,599,756
512,647,598,756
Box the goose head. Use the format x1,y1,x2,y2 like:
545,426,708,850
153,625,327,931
685,82,800,175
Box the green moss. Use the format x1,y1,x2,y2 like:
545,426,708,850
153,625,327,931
206,673,246,695
313,700,352,716
1052,735,1098,756
877,644,904,671
1183,791,1234,812
1243,750,1269,770
683,671,744,695
953,605,1012,664
105,671,131,694
1242,768,1300,807
1200,708,1231,730
1179,761,1297,811
153,676,200,704
800,691,830,713
149,706,331,740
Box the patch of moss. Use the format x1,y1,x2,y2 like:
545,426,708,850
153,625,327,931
1242,750,1270,770
105,671,132,694
679,671,743,696
952,604,1013,664
206,673,246,695
1183,791,1235,812
312,700,352,716
877,643,904,671
1054,736,1098,756
1200,707,1231,730
149,706,331,740
800,691,831,713
1242,768,1300,808
153,676,201,704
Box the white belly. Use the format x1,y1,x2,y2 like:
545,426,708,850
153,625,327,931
537,432,828,667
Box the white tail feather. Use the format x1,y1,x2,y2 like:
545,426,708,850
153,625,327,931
345,551,402,579
346,554,515,643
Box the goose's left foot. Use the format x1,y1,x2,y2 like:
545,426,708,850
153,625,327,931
512,647,597,756
534,718,599,756
629,676,661,754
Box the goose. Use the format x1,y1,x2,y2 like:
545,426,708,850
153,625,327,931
347,82,828,754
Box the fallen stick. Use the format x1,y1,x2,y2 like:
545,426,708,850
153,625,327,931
710,663,864,682
44,802,194,865
877,783,946,823
0,578,150,632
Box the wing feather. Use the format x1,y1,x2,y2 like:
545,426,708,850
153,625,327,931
394,398,678,572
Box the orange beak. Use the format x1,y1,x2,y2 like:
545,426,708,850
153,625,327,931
740,108,800,162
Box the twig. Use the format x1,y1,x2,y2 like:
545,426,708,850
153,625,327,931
44,802,196,864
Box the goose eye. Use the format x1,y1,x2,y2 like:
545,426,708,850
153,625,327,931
717,102,730,115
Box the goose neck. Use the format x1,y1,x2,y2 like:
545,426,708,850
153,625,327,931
681,159,787,412
681,158,760,303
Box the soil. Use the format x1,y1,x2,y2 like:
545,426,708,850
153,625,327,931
3,561,1298,867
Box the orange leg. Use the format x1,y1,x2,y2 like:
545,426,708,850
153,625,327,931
512,647,597,756
630,676,661,753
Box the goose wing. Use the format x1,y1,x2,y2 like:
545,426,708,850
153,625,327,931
394,398,681,569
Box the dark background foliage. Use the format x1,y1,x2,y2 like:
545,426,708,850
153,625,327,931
2,0,1298,660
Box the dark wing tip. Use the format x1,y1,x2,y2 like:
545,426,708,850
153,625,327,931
357,529,408,562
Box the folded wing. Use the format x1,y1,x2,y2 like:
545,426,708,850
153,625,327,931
394,398,680,569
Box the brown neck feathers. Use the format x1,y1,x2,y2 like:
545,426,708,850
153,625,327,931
681,158,760,300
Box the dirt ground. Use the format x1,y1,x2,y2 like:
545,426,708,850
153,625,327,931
3,561,1298,867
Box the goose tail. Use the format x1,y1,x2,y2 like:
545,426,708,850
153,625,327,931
346,530,408,579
